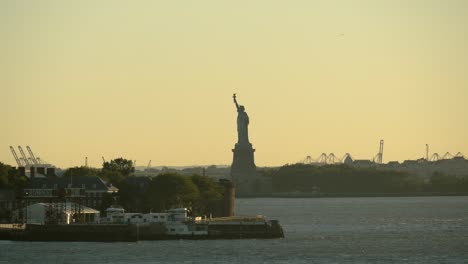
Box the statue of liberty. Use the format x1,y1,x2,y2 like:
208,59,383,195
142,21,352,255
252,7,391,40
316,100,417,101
233,94,250,144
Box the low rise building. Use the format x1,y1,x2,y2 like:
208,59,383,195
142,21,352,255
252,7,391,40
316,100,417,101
24,176,118,210
13,202,100,225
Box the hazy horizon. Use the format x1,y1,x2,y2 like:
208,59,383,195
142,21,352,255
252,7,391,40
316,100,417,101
1,1,467,168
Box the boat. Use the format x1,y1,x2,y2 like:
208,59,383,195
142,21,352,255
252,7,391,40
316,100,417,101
0,207,284,241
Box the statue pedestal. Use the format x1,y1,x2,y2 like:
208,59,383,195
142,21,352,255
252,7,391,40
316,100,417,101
231,143,256,175
231,143,265,197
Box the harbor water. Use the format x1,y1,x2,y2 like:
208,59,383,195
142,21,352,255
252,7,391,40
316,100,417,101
1,196,467,263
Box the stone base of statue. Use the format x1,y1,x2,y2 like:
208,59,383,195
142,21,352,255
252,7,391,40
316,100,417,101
231,142,256,174
231,142,272,197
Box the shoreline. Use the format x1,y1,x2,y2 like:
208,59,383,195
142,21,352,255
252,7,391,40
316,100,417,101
238,192,468,198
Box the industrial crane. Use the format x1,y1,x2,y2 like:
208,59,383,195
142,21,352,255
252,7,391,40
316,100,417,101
18,146,31,167
326,153,337,164
430,153,441,161
303,156,313,164
317,153,327,164
341,153,353,163
442,152,454,159
26,146,40,166
373,140,384,164
10,146,23,167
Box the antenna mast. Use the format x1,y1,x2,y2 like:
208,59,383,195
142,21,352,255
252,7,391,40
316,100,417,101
426,144,429,161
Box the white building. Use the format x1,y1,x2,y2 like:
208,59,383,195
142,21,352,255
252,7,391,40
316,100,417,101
105,207,169,224
15,202,100,225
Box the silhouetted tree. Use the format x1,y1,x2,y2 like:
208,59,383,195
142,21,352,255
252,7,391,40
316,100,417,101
428,172,464,192
144,173,199,212
190,175,223,214
102,158,135,177
0,162,10,187
100,158,135,186
0,162,28,191
272,164,426,194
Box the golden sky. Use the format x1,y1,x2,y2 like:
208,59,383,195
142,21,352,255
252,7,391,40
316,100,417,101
1,0,467,168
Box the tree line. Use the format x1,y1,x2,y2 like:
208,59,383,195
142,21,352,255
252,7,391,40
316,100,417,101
271,164,468,195
64,158,227,215
119,173,225,215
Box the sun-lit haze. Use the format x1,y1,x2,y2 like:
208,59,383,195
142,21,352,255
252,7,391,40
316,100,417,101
1,0,467,168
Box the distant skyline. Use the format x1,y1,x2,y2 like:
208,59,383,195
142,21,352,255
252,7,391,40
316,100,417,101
1,1,467,168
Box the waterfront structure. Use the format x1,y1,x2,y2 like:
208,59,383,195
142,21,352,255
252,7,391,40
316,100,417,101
1,206,284,241
13,202,100,225
24,176,118,209
105,207,190,224
230,94,272,197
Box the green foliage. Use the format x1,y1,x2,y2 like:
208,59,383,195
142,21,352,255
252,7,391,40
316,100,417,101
116,181,137,212
100,158,135,186
130,173,226,215
427,172,468,193
272,164,468,195
99,192,117,213
99,170,125,186
102,158,135,177
144,173,200,212
258,168,276,178
272,164,424,194
116,173,225,215
0,162,9,187
190,175,224,214
0,162,29,190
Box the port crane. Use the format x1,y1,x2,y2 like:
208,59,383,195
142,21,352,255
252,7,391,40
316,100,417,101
442,152,454,160
299,141,465,166
373,140,384,164
300,153,353,165
430,153,441,161
26,146,40,166
18,146,31,167
429,152,465,161
10,146,23,167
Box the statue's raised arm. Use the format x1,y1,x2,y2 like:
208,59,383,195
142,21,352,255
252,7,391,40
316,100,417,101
233,93,240,110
